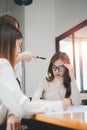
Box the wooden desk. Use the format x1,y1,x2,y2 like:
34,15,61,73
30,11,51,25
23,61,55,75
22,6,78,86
34,112,87,129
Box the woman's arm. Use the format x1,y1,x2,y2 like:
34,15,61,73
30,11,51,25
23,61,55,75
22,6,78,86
70,81,81,105
64,63,81,105
16,51,36,63
0,59,64,119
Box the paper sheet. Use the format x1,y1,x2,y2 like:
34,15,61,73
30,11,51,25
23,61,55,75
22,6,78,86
46,105,87,114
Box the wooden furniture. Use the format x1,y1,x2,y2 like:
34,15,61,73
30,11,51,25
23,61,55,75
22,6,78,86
34,111,87,130
21,106,87,130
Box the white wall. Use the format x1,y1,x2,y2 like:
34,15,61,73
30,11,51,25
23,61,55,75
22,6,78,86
0,0,6,14
55,0,87,36
25,0,56,97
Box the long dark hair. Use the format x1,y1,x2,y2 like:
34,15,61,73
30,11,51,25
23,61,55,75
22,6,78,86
46,52,71,98
0,23,22,67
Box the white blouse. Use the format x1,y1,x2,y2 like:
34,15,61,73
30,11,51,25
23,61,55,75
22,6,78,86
14,61,22,83
0,58,63,124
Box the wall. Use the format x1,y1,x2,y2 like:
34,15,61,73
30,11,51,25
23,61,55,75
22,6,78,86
55,0,87,36
25,0,56,96
0,0,6,14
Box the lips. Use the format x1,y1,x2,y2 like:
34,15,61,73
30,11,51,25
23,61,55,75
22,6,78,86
55,74,60,77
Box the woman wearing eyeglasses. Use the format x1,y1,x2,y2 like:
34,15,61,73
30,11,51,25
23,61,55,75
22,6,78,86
33,52,81,109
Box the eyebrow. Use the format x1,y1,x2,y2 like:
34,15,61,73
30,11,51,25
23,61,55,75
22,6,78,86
52,64,63,67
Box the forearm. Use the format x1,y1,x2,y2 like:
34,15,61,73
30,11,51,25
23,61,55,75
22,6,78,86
70,81,81,105
16,51,36,63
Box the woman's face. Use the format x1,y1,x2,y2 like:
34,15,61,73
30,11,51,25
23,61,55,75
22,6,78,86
15,38,22,57
52,59,65,78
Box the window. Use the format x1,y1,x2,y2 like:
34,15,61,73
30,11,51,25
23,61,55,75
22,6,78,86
56,20,87,93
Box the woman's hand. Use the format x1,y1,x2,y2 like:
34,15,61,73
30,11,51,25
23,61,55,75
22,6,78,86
62,98,72,110
64,63,75,81
6,114,21,130
16,51,36,63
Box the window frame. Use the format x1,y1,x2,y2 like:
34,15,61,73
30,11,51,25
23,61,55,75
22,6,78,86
55,20,87,93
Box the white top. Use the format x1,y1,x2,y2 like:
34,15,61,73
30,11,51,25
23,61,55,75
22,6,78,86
0,58,63,124
33,77,81,105
14,61,22,83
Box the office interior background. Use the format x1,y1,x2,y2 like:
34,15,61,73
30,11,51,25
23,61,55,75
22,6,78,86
0,0,87,98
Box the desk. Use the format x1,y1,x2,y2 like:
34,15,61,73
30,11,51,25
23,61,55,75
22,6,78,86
34,106,87,130
21,106,87,130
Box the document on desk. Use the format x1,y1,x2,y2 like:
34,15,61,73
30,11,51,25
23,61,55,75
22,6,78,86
46,105,87,114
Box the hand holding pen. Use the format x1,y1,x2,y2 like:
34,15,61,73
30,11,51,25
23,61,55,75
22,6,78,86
17,50,46,62
17,51,36,62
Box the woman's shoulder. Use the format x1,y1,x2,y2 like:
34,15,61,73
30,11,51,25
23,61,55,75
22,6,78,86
0,58,12,70
0,58,9,64
0,58,12,68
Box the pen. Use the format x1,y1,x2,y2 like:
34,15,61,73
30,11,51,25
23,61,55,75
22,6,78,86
36,56,46,60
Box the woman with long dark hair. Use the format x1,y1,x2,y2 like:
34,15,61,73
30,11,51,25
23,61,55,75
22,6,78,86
0,23,65,129
0,14,36,130
33,52,81,108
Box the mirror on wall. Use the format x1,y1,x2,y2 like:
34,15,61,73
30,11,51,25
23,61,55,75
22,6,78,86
56,20,87,93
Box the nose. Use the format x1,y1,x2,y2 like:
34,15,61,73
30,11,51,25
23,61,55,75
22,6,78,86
55,68,59,72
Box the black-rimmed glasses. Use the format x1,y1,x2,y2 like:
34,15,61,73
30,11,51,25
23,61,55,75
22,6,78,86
51,64,65,72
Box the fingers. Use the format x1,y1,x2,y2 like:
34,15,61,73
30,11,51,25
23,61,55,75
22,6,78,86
62,98,71,110
6,123,12,130
64,63,75,81
16,51,36,62
7,122,21,130
64,63,72,69
22,51,36,61
13,121,21,130
64,63,74,73
6,115,21,130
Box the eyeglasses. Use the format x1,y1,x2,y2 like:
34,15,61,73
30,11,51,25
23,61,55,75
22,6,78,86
51,64,65,72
